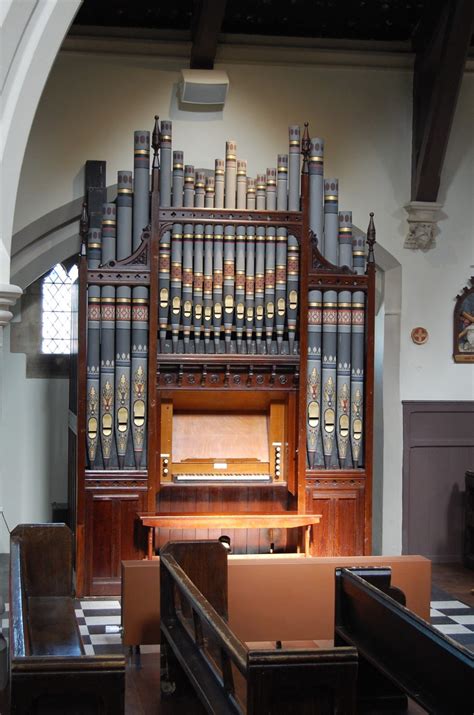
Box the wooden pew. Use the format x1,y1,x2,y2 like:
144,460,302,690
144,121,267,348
9,524,125,715
160,540,359,714
335,567,474,715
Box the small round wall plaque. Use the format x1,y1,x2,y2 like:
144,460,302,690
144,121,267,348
411,327,428,345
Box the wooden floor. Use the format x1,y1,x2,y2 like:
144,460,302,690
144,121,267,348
431,562,474,607
126,652,206,715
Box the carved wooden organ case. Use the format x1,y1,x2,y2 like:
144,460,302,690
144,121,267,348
71,118,376,596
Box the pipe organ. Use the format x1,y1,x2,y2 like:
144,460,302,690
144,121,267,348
71,116,376,596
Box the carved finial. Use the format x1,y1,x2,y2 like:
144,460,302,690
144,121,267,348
80,202,89,249
152,115,160,152
367,212,376,264
152,115,160,191
301,122,310,174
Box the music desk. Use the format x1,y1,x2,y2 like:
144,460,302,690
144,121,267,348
138,512,322,559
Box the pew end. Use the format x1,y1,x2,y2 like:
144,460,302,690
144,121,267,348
9,524,125,715
335,567,474,715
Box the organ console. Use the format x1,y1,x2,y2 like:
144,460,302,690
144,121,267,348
71,116,377,596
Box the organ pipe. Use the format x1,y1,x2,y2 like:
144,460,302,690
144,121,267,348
86,225,101,467
131,130,150,468
100,203,116,468
115,171,133,468
337,209,353,468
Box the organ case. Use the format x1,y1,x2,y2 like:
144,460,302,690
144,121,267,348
71,117,376,596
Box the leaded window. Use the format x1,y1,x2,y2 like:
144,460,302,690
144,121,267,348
41,263,78,354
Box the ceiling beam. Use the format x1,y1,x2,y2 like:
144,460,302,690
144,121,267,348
411,0,474,202
190,0,227,70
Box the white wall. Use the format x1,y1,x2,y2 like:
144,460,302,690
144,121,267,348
0,318,69,552
5,47,474,554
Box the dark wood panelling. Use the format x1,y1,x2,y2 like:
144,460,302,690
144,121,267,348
85,490,148,595
306,479,365,556
155,484,291,554
403,401,474,562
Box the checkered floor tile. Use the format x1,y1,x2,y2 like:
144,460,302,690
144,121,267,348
429,598,474,652
75,599,123,656
1,594,474,654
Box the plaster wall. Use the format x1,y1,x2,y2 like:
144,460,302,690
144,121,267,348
0,319,68,552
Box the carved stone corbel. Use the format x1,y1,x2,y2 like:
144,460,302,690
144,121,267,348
404,201,443,251
0,283,22,330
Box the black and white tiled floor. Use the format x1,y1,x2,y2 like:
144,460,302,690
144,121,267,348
430,598,474,652
1,594,474,655
75,599,123,655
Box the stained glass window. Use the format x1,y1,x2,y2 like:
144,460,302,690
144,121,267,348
41,263,78,354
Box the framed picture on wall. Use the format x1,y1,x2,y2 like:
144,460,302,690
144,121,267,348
453,277,474,363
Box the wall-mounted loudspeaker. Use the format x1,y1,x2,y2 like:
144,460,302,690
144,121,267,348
179,69,229,106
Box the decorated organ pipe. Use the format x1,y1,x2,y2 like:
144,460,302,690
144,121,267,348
265,168,277,211
235,225,246,351
224,223,236,352
307,291,324,468
236,160,247,209
264,226,276,353
182,222,194,352
115,172,133,468
255,225,266,352
225,141,237,209
205,175,215,208
203,223,213,349
193,223,204,351
160,121,172,204
305,136,325,468
215,159,225,208
131,129,150,469
337,209,353,468
288,125,301,211
286,234,299,355
256,174,266,210
184,165,194,207
170,223,183,351
321,169,339,469
246,177,256,210
172,151,184,207
245,225,256,352
277,154,288,210
351,226,366,467
213,224,224,351
275,226,287,354
86,225,101,467
309,137,324,253
159,129,172,347
158,225,170,351
100,203,116,468
287,128,303,356
276,154,288,354
194,170,206,208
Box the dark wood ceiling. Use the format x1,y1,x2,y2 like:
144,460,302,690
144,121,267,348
73,0,435,44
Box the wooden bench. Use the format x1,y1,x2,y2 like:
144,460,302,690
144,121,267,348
160,540,358,714
9,524,125,715
335,567,474,714
139,511,322,559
